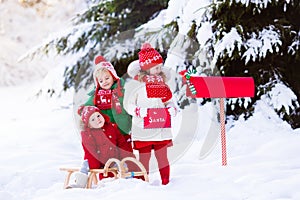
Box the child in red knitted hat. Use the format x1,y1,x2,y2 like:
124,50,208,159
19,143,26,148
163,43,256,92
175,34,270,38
73,106,137,187
83,56,133,148
124,43,178,185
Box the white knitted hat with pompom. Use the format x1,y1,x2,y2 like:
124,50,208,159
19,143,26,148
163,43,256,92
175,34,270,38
93,55,120,86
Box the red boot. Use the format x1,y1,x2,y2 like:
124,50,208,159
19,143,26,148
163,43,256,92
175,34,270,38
159,166,170,185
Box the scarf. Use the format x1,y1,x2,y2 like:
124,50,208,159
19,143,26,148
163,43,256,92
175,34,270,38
142,75,172,103
94,81,123,114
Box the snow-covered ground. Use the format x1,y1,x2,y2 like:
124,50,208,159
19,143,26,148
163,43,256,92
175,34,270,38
0,81,300,200
1,0,300,200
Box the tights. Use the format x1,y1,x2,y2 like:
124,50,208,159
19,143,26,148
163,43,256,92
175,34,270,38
138,143,170,185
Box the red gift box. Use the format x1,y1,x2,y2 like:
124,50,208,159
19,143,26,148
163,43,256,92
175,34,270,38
143,108,171,129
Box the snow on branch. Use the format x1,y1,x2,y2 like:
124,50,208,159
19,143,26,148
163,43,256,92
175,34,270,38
261,82,298,115
288,30,300,55
18,21,100,62
232,0,273,9
231,0,294,14
213,27,242,63
102,38,138,60
243,25,281,64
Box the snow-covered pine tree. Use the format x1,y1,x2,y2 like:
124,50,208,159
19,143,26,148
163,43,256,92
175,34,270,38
25,0,169,93
208,0,300,128
25,0,300,128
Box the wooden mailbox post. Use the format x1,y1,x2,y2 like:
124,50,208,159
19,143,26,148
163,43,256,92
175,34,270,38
181,73,255,165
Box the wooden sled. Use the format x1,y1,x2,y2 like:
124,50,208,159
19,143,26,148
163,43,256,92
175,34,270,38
60,157,149,189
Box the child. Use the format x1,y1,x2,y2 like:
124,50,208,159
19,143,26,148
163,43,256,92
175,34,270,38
84,56,133,144
124,43,177,185
73,106,137,188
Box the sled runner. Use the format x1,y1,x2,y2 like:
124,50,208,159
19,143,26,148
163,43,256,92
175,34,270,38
60,157,149,189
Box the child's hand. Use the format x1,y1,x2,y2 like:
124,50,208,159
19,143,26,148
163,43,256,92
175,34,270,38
140,108,148,117
167,107,177,117
135,107,148,118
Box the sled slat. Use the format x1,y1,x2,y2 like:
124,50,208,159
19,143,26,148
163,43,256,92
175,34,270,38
60,157,149,189
59,167,118,189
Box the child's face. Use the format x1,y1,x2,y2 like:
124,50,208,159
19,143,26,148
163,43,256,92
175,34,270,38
149,64,162,76
97,71,114,90
88,112,105,128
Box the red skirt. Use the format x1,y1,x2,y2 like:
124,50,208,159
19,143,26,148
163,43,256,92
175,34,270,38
133,140,173,150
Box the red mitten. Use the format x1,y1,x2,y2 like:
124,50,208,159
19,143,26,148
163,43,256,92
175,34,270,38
135,107,147,118
167,107,177,117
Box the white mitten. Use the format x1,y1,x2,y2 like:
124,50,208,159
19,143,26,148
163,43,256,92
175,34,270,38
74,172,89,188
135,107,148,118
167,107,177,117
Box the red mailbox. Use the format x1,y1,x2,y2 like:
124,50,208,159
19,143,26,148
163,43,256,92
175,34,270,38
186,76,255,98
181,71,255,165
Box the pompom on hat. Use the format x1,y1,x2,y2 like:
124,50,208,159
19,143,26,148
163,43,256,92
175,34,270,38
127,60,140,79
138,43,163,71
94,55,106,65
93,55,120,86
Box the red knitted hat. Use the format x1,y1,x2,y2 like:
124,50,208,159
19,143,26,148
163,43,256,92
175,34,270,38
138,43,163,71
79,106,111,127
80,106,100,126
